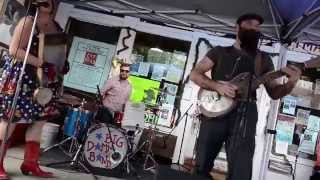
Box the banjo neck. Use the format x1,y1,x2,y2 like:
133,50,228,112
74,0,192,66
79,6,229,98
256,55,320,86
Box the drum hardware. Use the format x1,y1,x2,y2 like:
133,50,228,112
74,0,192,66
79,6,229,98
142,132,157,172
96,85,123,164
69,99,88,153
42,98,97,180
42,98,87,154
127,125,157,172
127,105,164,172
81,86,140,177
136,91,177,171
56,93,82,106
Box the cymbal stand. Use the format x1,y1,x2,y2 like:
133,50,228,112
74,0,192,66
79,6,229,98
129,105,165,173
143,126,157,171
68,99,87,153
42,99,86,155
44,98,96,179
141,91,172,171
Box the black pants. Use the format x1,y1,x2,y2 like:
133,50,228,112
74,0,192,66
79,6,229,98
94,106,114,124
194,102,258,180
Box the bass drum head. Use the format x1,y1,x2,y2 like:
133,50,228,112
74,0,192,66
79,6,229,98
83,124,129,177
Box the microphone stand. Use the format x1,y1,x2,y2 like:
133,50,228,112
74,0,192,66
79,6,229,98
228,51,256,178
171,103,193,170
0,7,39,162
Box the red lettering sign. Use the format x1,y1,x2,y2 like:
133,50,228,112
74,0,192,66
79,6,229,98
87,141,94,151
89,152,95,162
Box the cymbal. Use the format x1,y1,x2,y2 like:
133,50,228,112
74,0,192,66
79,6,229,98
57,94,82,105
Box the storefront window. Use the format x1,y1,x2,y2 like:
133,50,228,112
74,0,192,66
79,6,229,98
129,32,190,127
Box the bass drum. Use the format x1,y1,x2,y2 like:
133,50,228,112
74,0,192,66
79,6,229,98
83,123,129,174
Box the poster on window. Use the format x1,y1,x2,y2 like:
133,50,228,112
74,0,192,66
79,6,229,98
295,109,310,125
299,129,318,155
130,54,144,75
276,114,295,144
162,83,178,105
307,115,320,132
151,63,167,81
166,65,183,83
157,103,174,127
282,96,297,115
63,36,115,93
138,62,150,77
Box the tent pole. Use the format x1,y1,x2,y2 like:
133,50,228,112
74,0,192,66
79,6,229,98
304,29,320,37
284,8,320,40
115,0,192,26
86,2,197,14
204,14,234,28
266,0,281,39
306,0,318,13
268,0,284,25
90,0,212,31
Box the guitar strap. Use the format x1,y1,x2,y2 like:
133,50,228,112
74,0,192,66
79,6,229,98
254,51,263,78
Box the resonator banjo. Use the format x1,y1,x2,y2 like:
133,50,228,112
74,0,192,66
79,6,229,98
197,56,320,118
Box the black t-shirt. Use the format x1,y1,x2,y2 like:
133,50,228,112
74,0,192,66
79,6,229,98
206,46,274,99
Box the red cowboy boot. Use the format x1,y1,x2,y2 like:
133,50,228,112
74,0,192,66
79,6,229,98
20,141,53,177
0,139,11,180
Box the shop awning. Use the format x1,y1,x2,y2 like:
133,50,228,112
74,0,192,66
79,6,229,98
64,0,320,45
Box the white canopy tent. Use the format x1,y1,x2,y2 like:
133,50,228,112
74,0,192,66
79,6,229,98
64,0,320,45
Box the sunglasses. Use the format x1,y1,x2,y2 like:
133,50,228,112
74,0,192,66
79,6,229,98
120,69,130,73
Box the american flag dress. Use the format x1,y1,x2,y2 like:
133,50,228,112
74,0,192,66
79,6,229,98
0,54,44,123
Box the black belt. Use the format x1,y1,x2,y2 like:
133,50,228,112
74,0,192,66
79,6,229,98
236,98,257,103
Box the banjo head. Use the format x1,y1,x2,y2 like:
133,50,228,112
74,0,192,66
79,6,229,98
34,87,53,106
197,88,235,118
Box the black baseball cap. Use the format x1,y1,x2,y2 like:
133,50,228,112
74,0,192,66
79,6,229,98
236,13,264,25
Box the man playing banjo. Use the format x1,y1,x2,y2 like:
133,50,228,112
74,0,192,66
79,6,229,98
190,13,301,180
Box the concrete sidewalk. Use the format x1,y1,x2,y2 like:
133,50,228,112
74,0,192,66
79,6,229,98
5,146,121,180
4,146,226,180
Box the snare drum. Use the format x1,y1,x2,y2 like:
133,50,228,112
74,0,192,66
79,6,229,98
84,123,128,170
64,108,93,139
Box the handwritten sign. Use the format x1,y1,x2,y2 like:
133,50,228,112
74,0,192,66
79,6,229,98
84,125,128,169
63,37,115,93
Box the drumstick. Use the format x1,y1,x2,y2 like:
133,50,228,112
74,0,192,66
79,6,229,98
96,85,103,105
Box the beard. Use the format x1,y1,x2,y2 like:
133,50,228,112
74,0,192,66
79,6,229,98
120,74,128,80
238,28,261,56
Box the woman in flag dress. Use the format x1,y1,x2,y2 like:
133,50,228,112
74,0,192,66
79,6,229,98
0,0,64,179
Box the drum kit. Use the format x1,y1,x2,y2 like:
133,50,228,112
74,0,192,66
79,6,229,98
42,90,159,179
